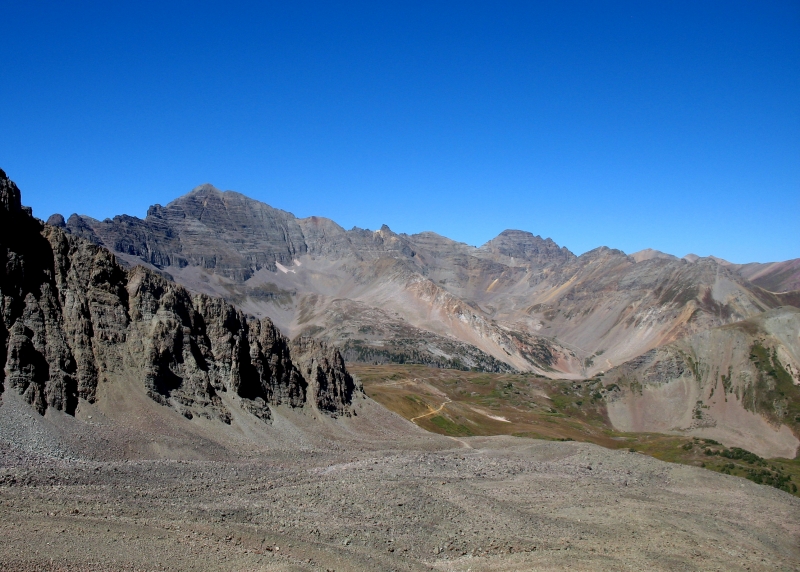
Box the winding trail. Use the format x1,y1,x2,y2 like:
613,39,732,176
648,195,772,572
380,377,470,448
377,375,452,424
410,398,452,423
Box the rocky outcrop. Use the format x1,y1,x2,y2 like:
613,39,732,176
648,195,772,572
0,169,357,422
289,337,357,417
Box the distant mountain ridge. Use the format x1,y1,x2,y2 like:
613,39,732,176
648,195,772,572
629,249,800,294
53,184,800,378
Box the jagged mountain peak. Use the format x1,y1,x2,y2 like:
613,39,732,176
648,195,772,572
187,182,224,195
0,170,358,424
150,184,300,226
478,229,575,264
0,168,23,214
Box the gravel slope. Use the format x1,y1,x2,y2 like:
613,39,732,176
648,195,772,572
1,391,799,571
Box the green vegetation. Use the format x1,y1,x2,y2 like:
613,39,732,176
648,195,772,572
700,440,798,495
550,395,574,410
746,342,800,427
720,366,733,394
353,364,800,498
621,375,643,396
750,343,793,385
430,415,473,437
742,467,796,491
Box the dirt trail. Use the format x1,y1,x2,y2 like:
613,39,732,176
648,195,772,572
410,398,452,423
378,376,454,424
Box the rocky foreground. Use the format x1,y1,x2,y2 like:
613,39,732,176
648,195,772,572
1,395,799,572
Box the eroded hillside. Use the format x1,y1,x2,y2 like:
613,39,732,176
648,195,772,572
601,306,800,458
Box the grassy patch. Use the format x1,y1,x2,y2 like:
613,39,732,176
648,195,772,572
429,415,474,437
699,440,799,495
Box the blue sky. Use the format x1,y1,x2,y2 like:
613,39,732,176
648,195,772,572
1,1,798,263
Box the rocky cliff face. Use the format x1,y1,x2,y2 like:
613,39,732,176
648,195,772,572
62,185,308,281
1,170,357,422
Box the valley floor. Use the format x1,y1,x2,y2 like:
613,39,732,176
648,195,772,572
354,364,800,498
2,431,800,570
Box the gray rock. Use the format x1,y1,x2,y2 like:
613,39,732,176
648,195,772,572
46,213,66,227
1,170,357,422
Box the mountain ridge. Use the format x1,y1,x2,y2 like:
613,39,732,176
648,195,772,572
53,182,799,377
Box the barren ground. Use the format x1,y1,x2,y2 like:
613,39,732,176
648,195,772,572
1,382,799,571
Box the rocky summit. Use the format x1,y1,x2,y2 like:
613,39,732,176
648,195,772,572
1,170,357,424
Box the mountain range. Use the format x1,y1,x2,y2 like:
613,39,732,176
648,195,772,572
51,183,800,380
2,169,799,569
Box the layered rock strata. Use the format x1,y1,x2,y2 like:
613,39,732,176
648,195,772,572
1,170,356,422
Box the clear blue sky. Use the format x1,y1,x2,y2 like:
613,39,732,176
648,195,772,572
1,1,798,263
